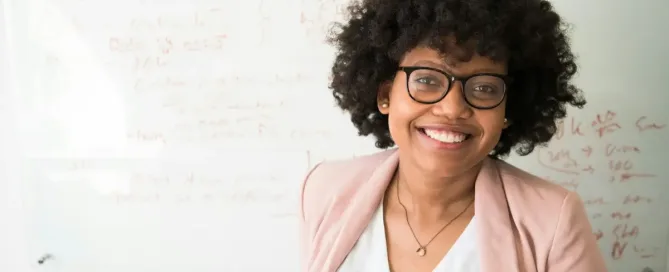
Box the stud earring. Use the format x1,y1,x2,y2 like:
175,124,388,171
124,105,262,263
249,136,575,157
504,118,508,123
381,103,389,108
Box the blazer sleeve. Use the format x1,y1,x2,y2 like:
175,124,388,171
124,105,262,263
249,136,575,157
299,162,322,272
547,191,608,271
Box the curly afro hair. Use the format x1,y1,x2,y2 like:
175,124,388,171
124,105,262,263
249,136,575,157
327,0,586,159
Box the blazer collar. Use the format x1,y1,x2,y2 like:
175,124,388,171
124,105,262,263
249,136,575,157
325,149,520,272
321,150,398,272
475,158,521,271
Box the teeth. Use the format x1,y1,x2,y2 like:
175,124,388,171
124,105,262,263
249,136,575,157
423,129,468,143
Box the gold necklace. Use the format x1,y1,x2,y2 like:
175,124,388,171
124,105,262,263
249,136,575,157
395,178,474,257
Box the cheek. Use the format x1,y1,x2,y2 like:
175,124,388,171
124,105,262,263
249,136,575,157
479,109,507,137
486,123,505,142
387,105,410,141
479,118,505,152
387,90,420,144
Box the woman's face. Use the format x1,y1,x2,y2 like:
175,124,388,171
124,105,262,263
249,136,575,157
378,46,509,177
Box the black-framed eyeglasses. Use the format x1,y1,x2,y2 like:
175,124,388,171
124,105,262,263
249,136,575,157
398,66,510,110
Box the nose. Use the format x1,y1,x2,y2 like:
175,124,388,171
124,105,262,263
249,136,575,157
430,81,473,120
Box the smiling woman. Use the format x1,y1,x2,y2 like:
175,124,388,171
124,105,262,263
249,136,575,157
299,0,607,271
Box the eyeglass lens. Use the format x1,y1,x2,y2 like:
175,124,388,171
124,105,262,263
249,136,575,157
408,68,505,108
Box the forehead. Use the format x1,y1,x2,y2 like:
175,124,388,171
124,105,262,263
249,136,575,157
401,46,507,74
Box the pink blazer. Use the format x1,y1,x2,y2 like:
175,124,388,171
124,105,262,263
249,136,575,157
299,149,607,272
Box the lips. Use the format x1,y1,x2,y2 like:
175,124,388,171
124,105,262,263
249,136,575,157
416,124,475,144
422,129,469,143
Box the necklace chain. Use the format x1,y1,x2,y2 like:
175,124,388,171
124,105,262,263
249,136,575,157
395,177,474,257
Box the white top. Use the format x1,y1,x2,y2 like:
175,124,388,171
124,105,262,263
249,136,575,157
338,199,480,272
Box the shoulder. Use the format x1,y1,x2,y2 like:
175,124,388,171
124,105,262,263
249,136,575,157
493,160,605,269
494,159,588,222
494,159,576,211
299,149,395,222
298,149,398,269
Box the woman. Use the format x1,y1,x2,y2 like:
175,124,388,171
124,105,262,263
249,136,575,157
299,0,607,271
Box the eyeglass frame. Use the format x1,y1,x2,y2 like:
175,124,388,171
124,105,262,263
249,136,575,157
398,66,511,110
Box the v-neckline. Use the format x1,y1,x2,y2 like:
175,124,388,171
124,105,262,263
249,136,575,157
376,198,477,272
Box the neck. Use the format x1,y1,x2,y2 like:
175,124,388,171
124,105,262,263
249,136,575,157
392,160,480,223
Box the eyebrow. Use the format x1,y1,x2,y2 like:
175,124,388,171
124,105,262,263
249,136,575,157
413,60,448,69
411,60,504,75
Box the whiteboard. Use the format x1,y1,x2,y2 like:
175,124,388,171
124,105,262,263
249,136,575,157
1,0,31,271
4,0,668,271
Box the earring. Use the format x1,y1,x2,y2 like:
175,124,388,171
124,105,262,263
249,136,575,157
381,102,389,108
504,118,508,123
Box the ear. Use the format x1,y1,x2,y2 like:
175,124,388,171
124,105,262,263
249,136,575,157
503,118,512,129
377,81,392,115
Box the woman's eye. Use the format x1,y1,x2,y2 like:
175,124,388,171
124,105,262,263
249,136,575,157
474,85,496,93
416,77,439,85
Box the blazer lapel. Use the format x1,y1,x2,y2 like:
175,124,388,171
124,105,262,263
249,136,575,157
321,150,399,272
318,152,521,272
475,158,521,272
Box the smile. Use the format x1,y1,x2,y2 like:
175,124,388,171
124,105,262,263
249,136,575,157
422,128,470,143
417,128,473,150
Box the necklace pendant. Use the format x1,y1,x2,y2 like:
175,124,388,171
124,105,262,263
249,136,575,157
416,247,426,257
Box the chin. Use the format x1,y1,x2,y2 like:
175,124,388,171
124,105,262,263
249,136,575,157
413,147,488,176
418,155,472,177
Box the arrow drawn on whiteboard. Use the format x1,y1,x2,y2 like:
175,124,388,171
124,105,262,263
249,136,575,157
37,254,53,265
